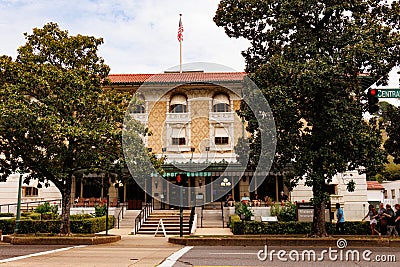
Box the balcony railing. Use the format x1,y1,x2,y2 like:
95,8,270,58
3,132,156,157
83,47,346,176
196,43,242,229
166,112,190,123
209,112,235,123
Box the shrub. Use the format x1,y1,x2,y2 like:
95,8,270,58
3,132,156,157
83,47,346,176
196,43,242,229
229,214,241,227
0,213,14,217
235,202,253,221
35,202,52,214
92,204,107,217
70,213,92,220
230,221,370,235
71,216,114,234
0,219,15,234
270,202,296,222
22,212,41,220
10,215,115,234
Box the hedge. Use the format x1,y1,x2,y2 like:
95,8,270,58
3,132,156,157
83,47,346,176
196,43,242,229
231,221,370,235
0,213,14,217
0,219,15,235
0,216,114,235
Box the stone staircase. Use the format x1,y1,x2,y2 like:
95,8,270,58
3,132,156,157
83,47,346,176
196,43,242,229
198,202,225,228
115,209,140,229
136,209,192,235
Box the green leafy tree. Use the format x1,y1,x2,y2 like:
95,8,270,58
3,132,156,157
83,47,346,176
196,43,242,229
215,0,400,236
384,104,400,164
0,23,144,235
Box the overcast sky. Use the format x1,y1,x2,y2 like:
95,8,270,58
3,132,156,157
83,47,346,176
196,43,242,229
0,0,250,74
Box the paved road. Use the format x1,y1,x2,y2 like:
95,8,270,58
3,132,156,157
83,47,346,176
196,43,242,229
172,246,399,267
0,236,182,267
0,244,71,261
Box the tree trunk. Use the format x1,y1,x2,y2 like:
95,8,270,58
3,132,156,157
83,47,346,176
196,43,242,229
312,200,327,237
311,176,328,237
60,176,72,235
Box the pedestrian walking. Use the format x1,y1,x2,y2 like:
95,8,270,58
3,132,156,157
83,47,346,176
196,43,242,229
377,203,388,235
383,204,399,237
362,204,381,236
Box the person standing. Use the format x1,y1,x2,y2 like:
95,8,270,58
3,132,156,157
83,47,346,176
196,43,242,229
362,204,381,236
395,204,400,234
336,203,345,234
278,191,288,205
383,204,399,237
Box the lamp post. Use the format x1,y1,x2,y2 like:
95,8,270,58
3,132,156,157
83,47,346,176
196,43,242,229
190,147,195,162
14,174,23,234
114,180,123,207
205,146,210,163
220,178,231,228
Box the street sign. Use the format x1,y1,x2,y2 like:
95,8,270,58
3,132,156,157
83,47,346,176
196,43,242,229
377,89,400,98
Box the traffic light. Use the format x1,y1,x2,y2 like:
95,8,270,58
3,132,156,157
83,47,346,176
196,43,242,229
175,173,187,186
176,174,182,185
367,89,379,113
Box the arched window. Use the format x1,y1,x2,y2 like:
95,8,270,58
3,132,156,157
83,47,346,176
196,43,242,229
170,94,187,113
213,94,230,112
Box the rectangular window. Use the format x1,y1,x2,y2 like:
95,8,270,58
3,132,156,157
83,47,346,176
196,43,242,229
172,137,186,145
214,127,229,145
391,189,396,199
215,137,229,145
23,187,38,197
171,128,186,146
384,190,388,199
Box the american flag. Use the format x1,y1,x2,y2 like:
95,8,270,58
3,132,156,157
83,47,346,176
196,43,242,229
177,15,184,42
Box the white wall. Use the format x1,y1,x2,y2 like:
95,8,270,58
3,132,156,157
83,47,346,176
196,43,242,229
0,173,61,213
367,190,383,203
291,170,369,221
382,180,400,207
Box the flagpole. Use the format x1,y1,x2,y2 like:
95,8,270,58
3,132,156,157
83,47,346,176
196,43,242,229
179,14,183,73
180,39,182,73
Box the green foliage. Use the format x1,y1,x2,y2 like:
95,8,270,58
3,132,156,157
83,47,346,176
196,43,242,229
0,219,15,234
229,214,241,228
0,213,14,217
92,204,107,217
0,216,114,234
34,202,59,220
35,202,52,214
70,213,93,220
22,212,41,220
214,0,400,236
231,221,370,235
270,202,296,222
0,23,145,235
70,216,114,234
384,105,400,164
235,202,253,221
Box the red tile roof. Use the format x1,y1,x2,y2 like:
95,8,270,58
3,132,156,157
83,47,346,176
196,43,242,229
367,181,384,190
108,72,246,84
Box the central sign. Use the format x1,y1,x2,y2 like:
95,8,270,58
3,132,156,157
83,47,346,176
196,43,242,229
377,89,400,98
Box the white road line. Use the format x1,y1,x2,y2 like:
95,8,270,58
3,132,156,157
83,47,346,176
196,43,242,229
209,252,257,255
0,245,87,263
157,246,193,267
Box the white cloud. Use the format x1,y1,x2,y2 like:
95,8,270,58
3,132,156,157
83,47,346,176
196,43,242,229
0,0,249,73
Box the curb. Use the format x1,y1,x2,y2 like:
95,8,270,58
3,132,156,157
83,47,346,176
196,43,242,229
168,236,400,247
2,234,121,245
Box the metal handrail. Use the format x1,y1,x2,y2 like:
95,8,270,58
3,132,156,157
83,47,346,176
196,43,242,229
133,202,153,234
0,199,62,214
115,203,126,229
200,205,204,228
188,206,195,233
